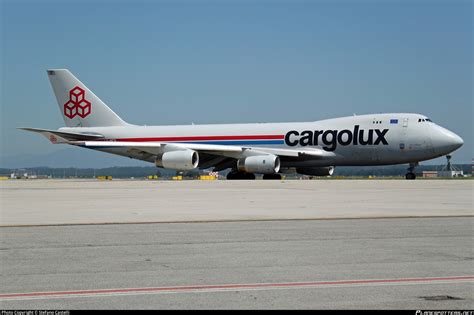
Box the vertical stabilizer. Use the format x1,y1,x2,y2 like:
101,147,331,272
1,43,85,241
47,69,128,127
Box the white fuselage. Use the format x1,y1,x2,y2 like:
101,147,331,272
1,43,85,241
60,113,463,168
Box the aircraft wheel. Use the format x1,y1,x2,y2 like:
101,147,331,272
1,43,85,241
405,172,416,180
227,171,255,180
262,174,282,180
244,173,256,180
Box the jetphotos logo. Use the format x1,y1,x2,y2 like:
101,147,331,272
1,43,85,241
64,86,91,119
285,125,389,151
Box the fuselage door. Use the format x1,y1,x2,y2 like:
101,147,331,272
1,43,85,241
403,118,409,128
398,117,409,153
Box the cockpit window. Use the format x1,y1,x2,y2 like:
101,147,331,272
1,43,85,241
418,118,433,123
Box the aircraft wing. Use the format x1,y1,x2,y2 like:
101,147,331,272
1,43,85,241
75,141,335,159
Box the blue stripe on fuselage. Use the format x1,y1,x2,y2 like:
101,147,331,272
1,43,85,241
78,140,285,149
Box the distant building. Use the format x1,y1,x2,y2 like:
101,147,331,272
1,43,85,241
422,171,438,178
9,169,48,179
436,155,465,177
438,170,464,178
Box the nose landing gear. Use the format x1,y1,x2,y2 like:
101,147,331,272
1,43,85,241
406,162,418,180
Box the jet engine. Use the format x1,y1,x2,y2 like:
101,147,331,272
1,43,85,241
237,155,280,174
296,166,335,176
155,150,199,170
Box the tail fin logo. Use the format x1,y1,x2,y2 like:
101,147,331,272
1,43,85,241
64,86,91,119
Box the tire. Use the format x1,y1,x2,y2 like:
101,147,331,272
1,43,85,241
262,174,282,180
244,173,256,180
405,172,416,180
227,172,255,180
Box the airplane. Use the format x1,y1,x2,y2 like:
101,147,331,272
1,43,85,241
20,69,464,180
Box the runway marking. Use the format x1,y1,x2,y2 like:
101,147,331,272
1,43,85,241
1,215,473,228
1,276,473,301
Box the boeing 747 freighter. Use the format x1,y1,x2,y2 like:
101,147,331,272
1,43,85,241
21,69,464,180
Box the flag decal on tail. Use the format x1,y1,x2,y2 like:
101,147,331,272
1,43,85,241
64,86,91,119
49,134,58,144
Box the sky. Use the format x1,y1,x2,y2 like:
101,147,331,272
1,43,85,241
1,0,472,167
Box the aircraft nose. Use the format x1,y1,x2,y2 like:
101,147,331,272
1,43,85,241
432,125,464,155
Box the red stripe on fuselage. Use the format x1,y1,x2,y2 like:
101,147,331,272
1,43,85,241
115,135,285,142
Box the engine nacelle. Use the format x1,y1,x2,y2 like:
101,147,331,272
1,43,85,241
155,150,199,170
296,166,335,176
237,155,280,174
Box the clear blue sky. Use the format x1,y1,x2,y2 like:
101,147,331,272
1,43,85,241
1,0,472,166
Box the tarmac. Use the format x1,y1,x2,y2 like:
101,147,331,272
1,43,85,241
0,179,472,309
0,179,472,226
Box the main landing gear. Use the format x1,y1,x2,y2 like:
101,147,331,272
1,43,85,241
226,171,282,180
226,171,256,180
405,162,418,180
262,174,282,180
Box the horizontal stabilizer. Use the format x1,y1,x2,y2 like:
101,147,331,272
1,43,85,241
19,127,104,143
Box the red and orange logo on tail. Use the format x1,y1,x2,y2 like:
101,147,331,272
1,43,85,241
64,86,91,119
